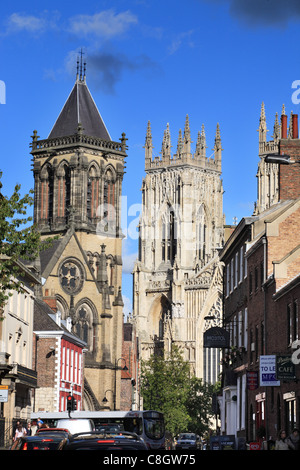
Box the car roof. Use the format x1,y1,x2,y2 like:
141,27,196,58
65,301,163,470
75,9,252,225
61,431,147,450
36,427,70,434
23,435,66,441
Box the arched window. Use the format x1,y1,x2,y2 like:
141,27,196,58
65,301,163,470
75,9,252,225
76,307,89,344
87,165,100,221
103,168,116,230
41,165,53,222
197,205,207,260
161,208,177,263
57,163,70,218
75,305,92,349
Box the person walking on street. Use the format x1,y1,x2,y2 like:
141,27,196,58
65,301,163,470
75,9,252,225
275,430,295,450
288,428,300,450
13,423,27,442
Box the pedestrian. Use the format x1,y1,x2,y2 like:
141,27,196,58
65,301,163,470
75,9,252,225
37,418,44,428
288,428,300,450
13,423,27,441
26,421,33,436
30,420,38,436
275,430,295,450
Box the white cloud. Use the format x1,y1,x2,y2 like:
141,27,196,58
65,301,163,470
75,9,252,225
122,250,138,274
122,295,132,320
168,30,195,55
6,12,52,34
68,9,138,39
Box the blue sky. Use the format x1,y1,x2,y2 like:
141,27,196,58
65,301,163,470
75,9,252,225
1,0,300,316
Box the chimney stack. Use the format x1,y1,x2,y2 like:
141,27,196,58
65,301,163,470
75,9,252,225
292,114,298,139
281,114,287,139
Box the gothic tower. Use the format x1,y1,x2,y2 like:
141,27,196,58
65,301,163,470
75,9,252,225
133,117,224,383
31,63,127,411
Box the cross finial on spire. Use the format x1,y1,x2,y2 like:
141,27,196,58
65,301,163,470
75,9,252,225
77,48,86,82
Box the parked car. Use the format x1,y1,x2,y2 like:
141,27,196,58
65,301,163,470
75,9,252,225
55,418,94,435
58,431,148,450
175,433,200,450
10,435,68,450
36,427,72,439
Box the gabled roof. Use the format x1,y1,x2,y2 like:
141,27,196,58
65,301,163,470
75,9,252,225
48,78,111,141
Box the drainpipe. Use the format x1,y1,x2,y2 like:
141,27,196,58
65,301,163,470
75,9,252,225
262,236,269,442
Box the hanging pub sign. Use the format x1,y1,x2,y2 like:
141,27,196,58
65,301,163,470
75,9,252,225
204,326,230,348
276,355,296,381
247,371,258,390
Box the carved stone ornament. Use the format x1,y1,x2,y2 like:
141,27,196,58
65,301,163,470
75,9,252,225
59,259,84,294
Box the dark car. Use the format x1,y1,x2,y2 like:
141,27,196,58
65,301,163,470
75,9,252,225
10,435,68,450
58,431,148,450
36,427,72,439
175,433,199,450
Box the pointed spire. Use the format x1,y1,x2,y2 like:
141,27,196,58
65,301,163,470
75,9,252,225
272,112,280,143
144,121,153,168
195,124,207,159
183,115,192,156
161,123,171,163
213,123,222,171
175,129,183,160
258,102,268,154
48,67,111,140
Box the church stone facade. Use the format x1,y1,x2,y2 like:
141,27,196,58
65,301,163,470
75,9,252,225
133,117,225,383
31,69,127,410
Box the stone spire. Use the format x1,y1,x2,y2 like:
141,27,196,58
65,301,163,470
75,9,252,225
213,123,222,171
175,129,183,160
183,115,192,158
258,102,268,154
195,124,207,160
272,112,280,143
161,123,171,164
144,121,153,168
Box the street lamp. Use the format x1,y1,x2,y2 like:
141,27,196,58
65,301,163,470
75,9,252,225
264,153,293,164
102,358,128,410
102,389,115,410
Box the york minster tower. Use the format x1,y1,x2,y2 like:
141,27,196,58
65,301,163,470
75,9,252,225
31,64,127,411
133,117,225,383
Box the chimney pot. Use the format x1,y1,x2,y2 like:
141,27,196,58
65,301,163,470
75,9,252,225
281,114,287,139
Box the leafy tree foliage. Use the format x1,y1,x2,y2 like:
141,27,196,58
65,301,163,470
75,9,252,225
140,345,218,437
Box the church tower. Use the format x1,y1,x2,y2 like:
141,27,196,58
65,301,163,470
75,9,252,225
31,61,127,411
133,117,224,383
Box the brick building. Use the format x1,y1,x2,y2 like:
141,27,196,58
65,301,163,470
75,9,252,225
219,104,300,447
120,322,138,411
33,298,86,413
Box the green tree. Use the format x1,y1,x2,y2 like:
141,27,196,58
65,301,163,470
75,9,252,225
140,346,191,437
0,172,52,309
186,377,219,436
140,345,220,439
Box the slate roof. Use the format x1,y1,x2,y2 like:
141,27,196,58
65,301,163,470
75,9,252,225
34,298,63,331
48,78,111,141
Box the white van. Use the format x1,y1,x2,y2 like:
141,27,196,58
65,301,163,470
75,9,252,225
56,418,95,435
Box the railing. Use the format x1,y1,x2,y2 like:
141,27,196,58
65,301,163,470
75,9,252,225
30,132,127,155
0,418,13,449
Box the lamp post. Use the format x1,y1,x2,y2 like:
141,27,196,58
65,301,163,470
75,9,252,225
102,358,128,410
102,389,115,410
